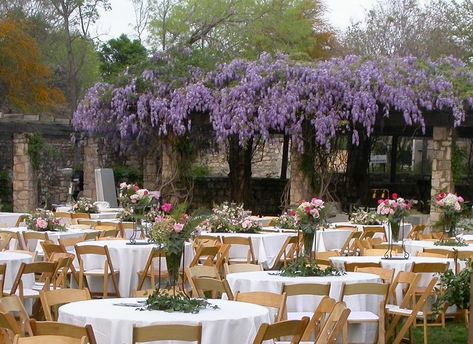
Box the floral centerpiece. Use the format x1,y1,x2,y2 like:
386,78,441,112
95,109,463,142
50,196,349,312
295,197,328,257
376,193,412,242
71,197,98,214
118,182,156,216
25,209,65,232
349,208,384,225
434,192,465,238
272,210,297,229
277,257,345,277
203,202,261,233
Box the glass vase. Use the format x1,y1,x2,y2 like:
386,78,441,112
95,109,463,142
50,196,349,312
303,232,315,258
389,221,400,242
165,249,183,291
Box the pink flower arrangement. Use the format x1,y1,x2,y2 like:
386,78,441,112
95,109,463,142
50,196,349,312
435,192,464,213
296,197,325,224
161,203,173,213
25,209,65,232
36,218,48,229
376,193,412,222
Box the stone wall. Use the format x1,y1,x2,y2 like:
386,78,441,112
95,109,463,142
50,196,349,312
191,177,289,215
12,133,37,212
430,127,454,220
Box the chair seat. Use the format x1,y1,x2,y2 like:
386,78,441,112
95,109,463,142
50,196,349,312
287,312,314,320
348,311,379,322
386,304,424,317
83,269,119,275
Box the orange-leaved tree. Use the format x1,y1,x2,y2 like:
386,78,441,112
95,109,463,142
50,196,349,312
0,17,65,113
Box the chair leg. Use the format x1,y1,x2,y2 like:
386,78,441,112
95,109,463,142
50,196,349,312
377,304,385,344
423,313,428,344
111,272,120,298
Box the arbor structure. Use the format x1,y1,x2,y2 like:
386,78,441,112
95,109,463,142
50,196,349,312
73,52,473,210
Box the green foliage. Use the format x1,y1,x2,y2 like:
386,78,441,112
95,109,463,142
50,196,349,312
452,140,467,183
433,238,468,247
434,259,473,311
189,165,210,178
26,133,46,170
98,34,148,83
113,165,143,185
278,257,346,277
143,290,219,313
0,169,12,211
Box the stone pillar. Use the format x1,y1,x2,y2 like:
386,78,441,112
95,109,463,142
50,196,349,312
289,147,312,205
82,137,100,200
13,133,38,211
430,127,454,220
143,152,158,190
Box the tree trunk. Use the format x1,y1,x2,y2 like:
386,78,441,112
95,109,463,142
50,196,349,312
227,136,252,207
344,132,372,209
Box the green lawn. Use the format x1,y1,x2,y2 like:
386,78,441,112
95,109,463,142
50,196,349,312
409,322,468,343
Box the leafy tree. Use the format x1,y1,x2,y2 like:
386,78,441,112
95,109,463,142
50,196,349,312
342,0,467,59
148,0,334,61
0,17,64,112
98,34,148,83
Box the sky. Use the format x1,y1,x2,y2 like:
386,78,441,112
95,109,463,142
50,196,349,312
92,0,381,43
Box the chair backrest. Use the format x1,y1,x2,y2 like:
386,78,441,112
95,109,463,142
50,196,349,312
74,245,116,283
224,263,263,275
22,231,49,251
301,296,336,341
54,212,72,219
314,251,340,265
360,226,385,240
190,245,221,267
283,283,331,297
372,244,401,252
342,282,389,299
354,267,394,283
422,248,454,258
132,324,202,343
40,241,66,260
40,288,91,321
15,215,30,228
0,232,14,251
222,236,255,263
340,231,362,255
98,228,121,239
0,311,21,336
10,262,58,301
136,247,166,290
236,291,287,323
58,236,86,249
76,219,97,227
334,225,358,231
411,262,449,274
252,317,309,344
185,265,221,297
0,295,32,336
83,232,100,241
192,276,234,300
315,302,351,344
408,224,426,240
415,252,449,258
270,235,299,270
13,334,87,344
362,248,397,256
193,235,221,248
344,261,381,272
388,271,420,306
30,320,97,344
71,213,91,220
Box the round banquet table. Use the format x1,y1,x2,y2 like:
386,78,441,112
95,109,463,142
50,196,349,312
403,240,473,256
0,251,34,289
315,229,353,252
203,232,296,269
74,240,194,297
58,298,271,344
226,271,381,343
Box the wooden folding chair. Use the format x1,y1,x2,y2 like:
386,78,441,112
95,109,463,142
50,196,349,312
30,319,97,344
0,232,14,251
372,243,402,252
360,226,386,241
15,216,29,228
9,262,58,303
301,296,336,342
75,245,120,298
362,248,399,256
252,317,309,344
192,276,233,300
58,236,86,250
76,219,98,228
95,224,121,239
223,263,263,275
40,288,91,321
0,311,21,344
54,212,72,226
341,282,389,344
407,225,426,240
0,230,22,250
13,334,87,344
192,235,221,249
315,302,351,344
422,248,454,258
235,291,287,323
22,232,49,254
386,277,438,344
315,251,339,266
136,247,168,291
83,232,100,241
339,231,362,256
334,225,358,231
270,235,299,270
185,265,221,297
344,261,381,272
132,323,202,343
222,236,256,264
355,267,394,284
415,252,449,258
0,295,33,336
71,213,91,225
283,283,331,321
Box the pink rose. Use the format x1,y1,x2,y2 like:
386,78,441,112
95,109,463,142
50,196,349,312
133,184,139,192
458,196,464,203
173,223,184,233
119,182,127,189
161,203,173,213
36,218,48,229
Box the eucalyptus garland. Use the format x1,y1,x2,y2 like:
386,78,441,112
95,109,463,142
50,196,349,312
277,258,345,277
141,290,219,314
433,237,468,247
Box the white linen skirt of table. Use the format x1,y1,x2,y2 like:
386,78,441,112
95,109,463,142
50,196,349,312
404,240,473,256
58,298,271,344
226,271,381,343
330,222,412,240
0,251,34,290
74,240,194,297
204,232,296,269
315,229,353,252
0,213,28,227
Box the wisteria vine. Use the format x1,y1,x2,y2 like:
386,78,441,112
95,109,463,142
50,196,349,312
73,52,473,152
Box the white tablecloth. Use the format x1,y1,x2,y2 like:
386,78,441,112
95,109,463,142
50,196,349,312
404,240,473,256
331,222,412,240
0,213,28,227
204,232,296,269
226,271,381,343
316,229,353,252
59,298,271,344
0,251,34,290
75,240,194,297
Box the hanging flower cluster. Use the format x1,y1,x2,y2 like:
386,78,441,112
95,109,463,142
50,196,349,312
73,52,473,152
